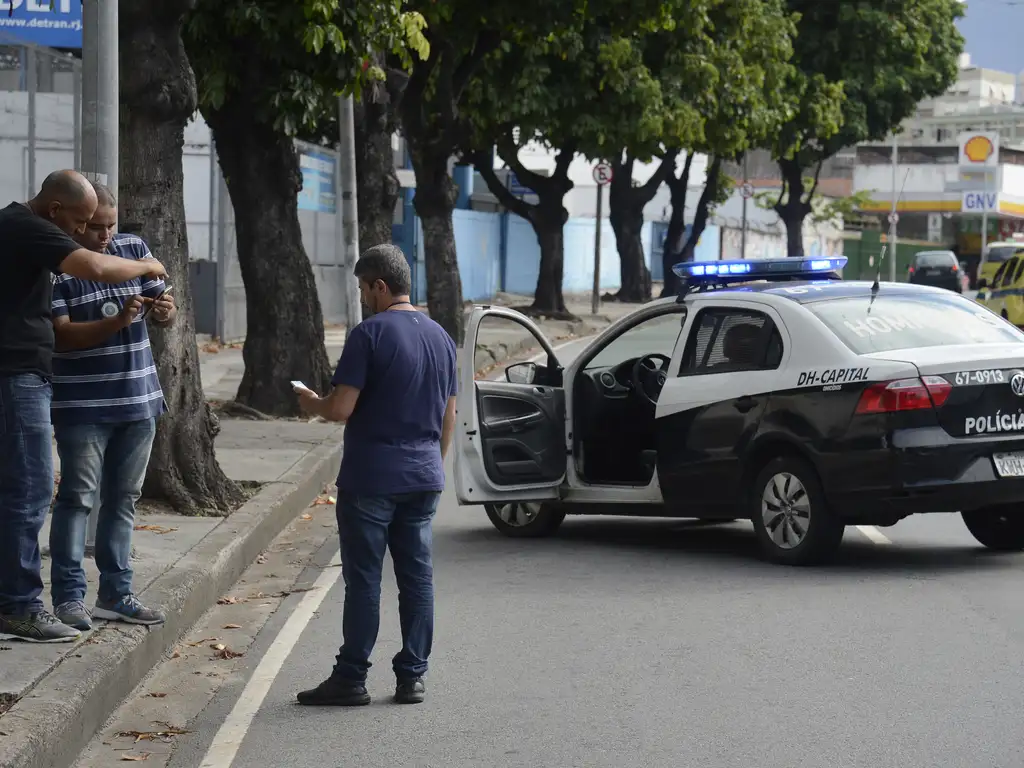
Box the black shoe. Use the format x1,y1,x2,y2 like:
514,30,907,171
394,677,426,704
296,676,370,706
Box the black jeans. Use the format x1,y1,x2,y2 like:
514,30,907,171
334,491,440,682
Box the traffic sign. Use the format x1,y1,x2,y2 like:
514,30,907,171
888,212,899,224
593,162,613,185
740,182,754,200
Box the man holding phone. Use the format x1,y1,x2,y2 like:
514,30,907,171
47,182,175,631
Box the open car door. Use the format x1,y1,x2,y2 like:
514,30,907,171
454,306,566,505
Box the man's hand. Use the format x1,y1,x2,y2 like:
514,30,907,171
296,386,322,416
141,258,168,279
151,291,175,323
118,296,146,329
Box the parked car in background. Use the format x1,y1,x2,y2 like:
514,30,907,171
907,250,963,293
977,251,1024,327
977,239,1024,289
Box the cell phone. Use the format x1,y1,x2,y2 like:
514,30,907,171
291,380,310,391
141,285,173,318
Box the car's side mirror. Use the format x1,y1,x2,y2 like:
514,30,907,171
505,361,538,385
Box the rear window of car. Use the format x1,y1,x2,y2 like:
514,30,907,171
806,294,1024,354
987,245,1021,264
914,251,955,268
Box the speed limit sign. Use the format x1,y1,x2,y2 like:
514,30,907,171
593,162,613,185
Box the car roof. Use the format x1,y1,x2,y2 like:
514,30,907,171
679,279,953,306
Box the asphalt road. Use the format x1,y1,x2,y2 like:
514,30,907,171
75,332,1024,768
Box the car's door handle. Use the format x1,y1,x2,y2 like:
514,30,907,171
489,412,544,433
734,395,756,413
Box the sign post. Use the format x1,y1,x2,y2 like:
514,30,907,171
739,155,753,258
958,131,1001,270
592,162,613,315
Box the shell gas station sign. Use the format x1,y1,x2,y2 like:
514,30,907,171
958,131,999,168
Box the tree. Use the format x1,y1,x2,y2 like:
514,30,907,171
769,0,964,256
119,0,244,514
184,2,428,415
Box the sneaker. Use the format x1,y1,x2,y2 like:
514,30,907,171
0,610,81,643
93,594,165,626
394,677,426,705
296,676,371,706
54,600,92,631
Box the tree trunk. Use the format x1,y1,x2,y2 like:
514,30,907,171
119,0,243,515
202,101,333,416
660,153,694,298
409,145,463,342
776,158,811,257
607,157,650,303
679,157,723,263
528,203,569,316
354,63,401,251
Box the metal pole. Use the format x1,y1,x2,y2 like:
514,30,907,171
26,47,36,198
81,0,119,198
208,143,215,261
592,184,603,315
889,131,898,282
72,62,81,171
740,153,748,258
215,160,228,343
338,95,362,335
981,168,991,264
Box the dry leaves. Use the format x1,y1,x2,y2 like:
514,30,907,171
145,692,167,699
255,554,268,564
187,637,218,647
222,623,242,630
311,494,337,506
120,754,150,762
133,524,178,535
299,513,313,521
212,645,244,660
116,725,190,743
217,595,240,605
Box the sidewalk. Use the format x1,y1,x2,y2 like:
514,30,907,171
0,291,636,768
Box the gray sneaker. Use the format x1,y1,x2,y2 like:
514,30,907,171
93,594,165,626
54,600,92,631
0,610,81,643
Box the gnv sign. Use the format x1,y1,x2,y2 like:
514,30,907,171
962,191,998,213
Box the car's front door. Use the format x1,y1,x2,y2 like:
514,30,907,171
454,306,566,505
655,304,789,516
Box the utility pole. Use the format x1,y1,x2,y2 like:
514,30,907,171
80,0,118,198
889,131,898,282
338,95,362,336
740,152,749,258
80,0,119,553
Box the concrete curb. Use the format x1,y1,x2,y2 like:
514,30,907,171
0,433,342,768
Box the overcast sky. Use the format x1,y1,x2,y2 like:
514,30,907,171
957,0,1024,74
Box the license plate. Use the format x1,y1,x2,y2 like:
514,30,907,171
993,452,1024,477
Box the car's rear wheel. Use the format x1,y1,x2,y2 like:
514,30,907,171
962,506,1024,551
485,501,566,538
749,456,844,565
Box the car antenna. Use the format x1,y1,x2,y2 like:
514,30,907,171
869,167,911,311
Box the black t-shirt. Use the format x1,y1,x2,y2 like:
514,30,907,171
0,202,80,378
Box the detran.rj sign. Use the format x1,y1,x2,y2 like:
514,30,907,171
0,0,83,50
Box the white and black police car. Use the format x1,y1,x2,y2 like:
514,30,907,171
454,256,1024,565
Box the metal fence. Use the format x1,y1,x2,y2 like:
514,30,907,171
0,32,81,203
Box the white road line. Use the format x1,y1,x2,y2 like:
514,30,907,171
199,552,343,768
855,524,892,545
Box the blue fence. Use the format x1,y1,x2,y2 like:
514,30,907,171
398,208,722,304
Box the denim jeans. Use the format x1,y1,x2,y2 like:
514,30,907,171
50,418,156,606
334,492,440,683
0,374,55,615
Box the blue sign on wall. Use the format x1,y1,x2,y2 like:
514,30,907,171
0,0,83,49
298,150,336,214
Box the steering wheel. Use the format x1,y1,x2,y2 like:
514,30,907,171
631,353,671,406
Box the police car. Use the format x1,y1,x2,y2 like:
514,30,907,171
454,257,1024,565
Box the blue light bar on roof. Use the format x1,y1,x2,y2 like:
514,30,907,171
671,256,848,281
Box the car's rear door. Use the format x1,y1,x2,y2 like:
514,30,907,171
454,306,566,505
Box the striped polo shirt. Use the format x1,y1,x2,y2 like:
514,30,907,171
50,233,167,425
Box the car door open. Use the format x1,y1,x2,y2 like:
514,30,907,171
454,306,567,505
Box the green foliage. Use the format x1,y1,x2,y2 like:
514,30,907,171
185,0,429,136
754,184,875,227
772,0,965,165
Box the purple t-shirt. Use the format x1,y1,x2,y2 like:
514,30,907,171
332,310,458,496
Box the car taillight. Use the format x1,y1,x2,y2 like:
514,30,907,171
908,266,915,275
855,376,951,414
951,263,959,272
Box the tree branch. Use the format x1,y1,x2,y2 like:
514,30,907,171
554,141,577,180
452,30,502,102
804,157,825,206
638,149,679,204
472,150,534,220
496,132,550,194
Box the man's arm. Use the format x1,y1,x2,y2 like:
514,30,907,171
52,296,146,352
300,385,361,423
296,326,370,421
58,249,166,284
440,396,457,460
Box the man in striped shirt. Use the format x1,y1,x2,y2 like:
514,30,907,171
48,182,176,630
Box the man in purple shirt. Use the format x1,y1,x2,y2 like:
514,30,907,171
294,244,457,706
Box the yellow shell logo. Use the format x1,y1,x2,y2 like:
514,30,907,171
964,135,994,163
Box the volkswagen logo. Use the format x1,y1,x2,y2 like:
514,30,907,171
1011,372,1024,397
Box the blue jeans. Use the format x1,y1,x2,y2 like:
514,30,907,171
0,374,55,615
334,492,439,682
50,418,156,606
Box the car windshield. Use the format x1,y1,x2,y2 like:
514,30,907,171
914,251,955,267
986,245,1021,264
585,311,684,369
807,293,1024,354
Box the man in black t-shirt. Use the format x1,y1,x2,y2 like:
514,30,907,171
0,170,167,644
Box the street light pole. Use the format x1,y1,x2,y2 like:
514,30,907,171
81,0,118,198
889,131,898,282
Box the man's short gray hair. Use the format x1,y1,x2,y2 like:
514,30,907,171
90,181,116,208
354,244,412,295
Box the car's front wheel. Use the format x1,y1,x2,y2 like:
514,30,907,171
484,501,566,538
962,506,1024,551
749,456,845,565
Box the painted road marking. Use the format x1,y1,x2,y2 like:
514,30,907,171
855,525,892,545
199,552,343,768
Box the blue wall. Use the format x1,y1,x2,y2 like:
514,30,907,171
402,208,720,304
